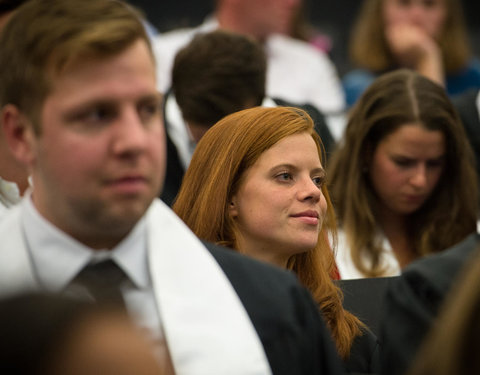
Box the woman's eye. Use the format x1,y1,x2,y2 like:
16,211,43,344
276,172,292,181
393,158,414,167
312,176,325,187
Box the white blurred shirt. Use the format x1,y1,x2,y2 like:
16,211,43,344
153,17,346,117
0,177,22,219
335,229,401,279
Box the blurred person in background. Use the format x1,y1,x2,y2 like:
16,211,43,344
329,70,477,278
0,292,166,375
343,0,480,107
153,0,347,140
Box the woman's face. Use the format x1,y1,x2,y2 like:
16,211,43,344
237,0,301,38
383,0,448,40
369,123,445,217
230,132,328,267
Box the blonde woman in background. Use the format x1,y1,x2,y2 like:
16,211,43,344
343,0,480,107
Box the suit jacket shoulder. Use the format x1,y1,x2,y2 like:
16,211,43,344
380,232,479,375
203,242,345,375
400,232,479,297
452,89,480,183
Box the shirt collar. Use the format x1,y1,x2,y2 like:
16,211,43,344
21,196,150,292
0,176,22,208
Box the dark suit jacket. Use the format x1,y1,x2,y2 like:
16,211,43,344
380,232,479,375
161,94,336,206
203,242,345,375
452,89,480,184
161,124,185,206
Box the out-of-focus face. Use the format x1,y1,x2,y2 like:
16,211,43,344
237,0,301,39
26,39,165,249
383,0,447,40
369,123,445,217
230,132,328,267
50,312,164,375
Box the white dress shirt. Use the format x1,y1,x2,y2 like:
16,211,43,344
1,197,273,374
21,196,163,343
0,177,22,218
335,228,401,279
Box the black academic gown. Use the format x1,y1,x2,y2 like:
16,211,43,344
452,89,480,186
380,232,479,375
204,242,346,375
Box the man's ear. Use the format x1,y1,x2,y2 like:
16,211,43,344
2,104,37,167
228,196,238,218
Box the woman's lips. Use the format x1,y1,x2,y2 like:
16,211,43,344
291,210,319,225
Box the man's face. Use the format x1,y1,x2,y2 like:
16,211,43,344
239,0,301,39
28,39,165,249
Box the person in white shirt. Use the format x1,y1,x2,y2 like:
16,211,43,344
153,0,347,140
0,1,345,374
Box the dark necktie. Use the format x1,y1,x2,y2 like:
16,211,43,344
70,259,127,307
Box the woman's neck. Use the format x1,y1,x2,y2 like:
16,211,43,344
376,207,418,268
235,235,290,268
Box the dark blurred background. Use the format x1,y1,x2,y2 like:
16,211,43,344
128,0,480,77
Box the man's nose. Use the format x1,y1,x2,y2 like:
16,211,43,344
111,108,149,156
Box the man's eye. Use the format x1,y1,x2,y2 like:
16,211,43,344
82,107,115,124
138,101,161,123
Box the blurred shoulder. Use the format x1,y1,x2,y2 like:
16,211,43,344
393,232,479,296
342,69,376,107
267,34,332,64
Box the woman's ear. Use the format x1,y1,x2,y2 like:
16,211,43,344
228,196,238,218
2,104,37,167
